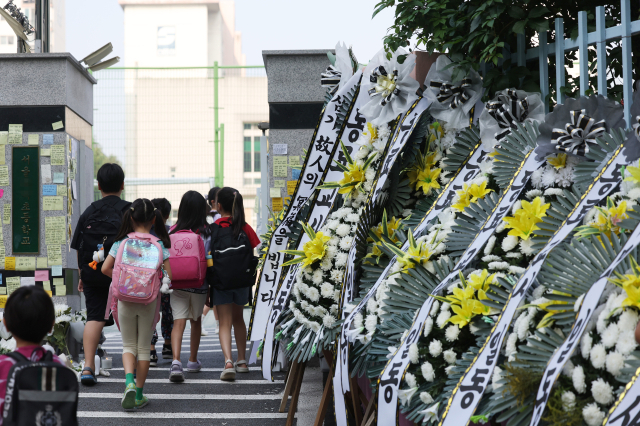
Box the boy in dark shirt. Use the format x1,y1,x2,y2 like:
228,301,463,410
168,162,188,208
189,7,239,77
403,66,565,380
70,163,130,385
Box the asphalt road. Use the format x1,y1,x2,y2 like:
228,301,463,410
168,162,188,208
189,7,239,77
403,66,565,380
78,309,292,426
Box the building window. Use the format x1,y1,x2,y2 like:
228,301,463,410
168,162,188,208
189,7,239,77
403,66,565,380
243,123,262,186
244,137,252,172
254,137,261,172
0,36,14,45
243,123,251,130
157,26,176,56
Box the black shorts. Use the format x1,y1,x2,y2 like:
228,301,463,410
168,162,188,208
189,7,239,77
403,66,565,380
83,283,114,326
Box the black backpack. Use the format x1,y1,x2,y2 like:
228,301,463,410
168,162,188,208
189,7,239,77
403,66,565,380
208,223,258,291
78,198,130,286
3,350,79,426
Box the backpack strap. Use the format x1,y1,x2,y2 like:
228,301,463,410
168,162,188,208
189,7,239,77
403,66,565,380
6,352,28,364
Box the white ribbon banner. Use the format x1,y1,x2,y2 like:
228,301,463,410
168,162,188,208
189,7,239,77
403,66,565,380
439,145,628,426
377,151,544,426
249,71,362,346
333,141,489,426
260,77,372,381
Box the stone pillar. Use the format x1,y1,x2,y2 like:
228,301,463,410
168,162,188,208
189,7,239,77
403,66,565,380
0,53,96,312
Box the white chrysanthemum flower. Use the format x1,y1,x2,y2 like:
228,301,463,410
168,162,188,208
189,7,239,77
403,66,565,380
365,314,378,334
506,333,518,357
591,378,614,405
323,314,336,328
339,236,353,251
484,236,496,255
505,252,523,259
436,310,451,328
482,255,501,263
526,189,543,199
429,340,443,357
489,261,510,271
404,371,417,389
532,285,547,300
54,304,70,317
531,167,544,188
479,158,494,175
311,269,323,285
306,287,320,302
502,235,519,252
606,351,625,377
519,238,537,256
320,282,334,298
328,236,340,247
511,200,522,215
541,167,557,187
618,309,640,332
590,344,607,369
562,359,575,377
516,313,531,341
409,343,420,364
430,301,440,317
509,265,526,275
602,323,620,348
582,403,605,426
55,315,73,324
329,269,343,284
616,330,638,356
320,257,333,271
572,365,586,394
597,308,610,334
353,313,364,329
581,333,592,359
445,325,460,342
561,391,576,412
421,361,435,382
443,349,457,365
334,253,348,267
424,317,434,338
336,224,351,237
420,391,434,405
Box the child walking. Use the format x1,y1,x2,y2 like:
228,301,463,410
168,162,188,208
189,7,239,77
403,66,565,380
101,198,172,410
209,187,260,381
168,191,209,382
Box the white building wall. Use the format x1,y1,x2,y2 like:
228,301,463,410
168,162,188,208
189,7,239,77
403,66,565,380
0,0,65,53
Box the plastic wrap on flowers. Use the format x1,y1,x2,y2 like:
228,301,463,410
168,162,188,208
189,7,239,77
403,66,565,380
424,55,483,130
360,48,420,126
536,95,626,160
321,41,357,96
478,88,546,152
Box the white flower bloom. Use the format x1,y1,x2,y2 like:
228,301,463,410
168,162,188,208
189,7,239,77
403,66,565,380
573,294,585,312
495,220,507,234
597,307,610,334
616,330,638,356
562,360,575,377
346,213,360,223
421,361,435,382
511,200,522,215
429,340,443,357
505,252,523,259
482,255,502,263
420,391,434,405
516,313,531,341
339,236,353,251
581,333,593,359
436,310,451,328
443,349,457,365
353,313,364,329
519,238,537,256
55,315,72,324
526,189,543,199
502,235,519,252
479,159,494,175
398,386,418,406
405,371,417,389
602,323,620,348
491,366,504,391
618,309,640,332
489,261,510,271
336,224,351,237
582,403,605,426
509,266,526,275
323,314,336,328
424,317,434,338
328,236,340,247
572,365,586,394
329,269,343,283
591,378,614,405
320,257,333,271
365,314,378,334
312,270,324,285
532,286,547,300
606,351,625,377
506,333,518,357
561,391,576,412
445,325,460,342
386,346,397,359
320,283,334,298
430,301,440,317
484,236,496,255
335,253,348,267
590,344,607,369
409,343,420,364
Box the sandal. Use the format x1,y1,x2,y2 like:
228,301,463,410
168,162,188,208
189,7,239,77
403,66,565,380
234,360,249,373
220,359,236,381
80,367,98,386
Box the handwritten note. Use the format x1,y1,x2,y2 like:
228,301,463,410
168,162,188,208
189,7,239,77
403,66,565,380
53,172,64,184
20,277,35,286
8,124,22,144
289,156,301,167
0,132,6,145
37,257,48,269
270,188,281,198
52,121,64,130
272,197,283,212
273,156,288,177
4,257,15,270
0,287,6,296
3,204,9,225
55,284,66,296
35,270,49,281
43,281,51,291
0,166,8,186
6,277,19,295
51,145,65,166
41,164,52,184
28,134,39,145
287,181,297,195
274,180,285,188
51,265,62,277
292,168,301,180
57,185,66,196
273,144,288,155
47,245,62,266
41,149,51,157
43,185,57,196
43,196,63,211
16,257,36,271
0,148,5,165
43,134,53,144
45,217,66,245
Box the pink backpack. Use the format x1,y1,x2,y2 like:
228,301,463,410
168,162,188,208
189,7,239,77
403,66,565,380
105,232,164,330
168,229,207,289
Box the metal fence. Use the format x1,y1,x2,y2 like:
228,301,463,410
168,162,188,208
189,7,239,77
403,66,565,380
92,65,268,227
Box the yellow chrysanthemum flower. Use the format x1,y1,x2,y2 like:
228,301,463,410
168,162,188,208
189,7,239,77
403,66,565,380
546,153,567,170
452,193,472,212
466,269,496,292
415,167,442,195
610,257,640,311
447,298,477,328
502,197,551,240
337,163,366,197
281,223,330,267
623,165,640,184
468,181,493,202
452,182,492,212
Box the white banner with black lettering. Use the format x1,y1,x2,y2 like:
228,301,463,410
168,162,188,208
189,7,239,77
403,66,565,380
249,71,362,345
377,151,544,426
604,331,640,426
332,142,489,426
261,78,372,381
439,145,628,426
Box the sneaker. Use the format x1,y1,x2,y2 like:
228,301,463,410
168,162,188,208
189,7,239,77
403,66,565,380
186,359,202,373
162,344,172,359
201,327,209,336
121,383,136,411
169,361,184,383
212,320,219,334
149,351,158,367
135,396,149,409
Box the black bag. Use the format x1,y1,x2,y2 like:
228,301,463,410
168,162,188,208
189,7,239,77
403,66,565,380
78,198,130,286
208,223,259,291
3,350,79,426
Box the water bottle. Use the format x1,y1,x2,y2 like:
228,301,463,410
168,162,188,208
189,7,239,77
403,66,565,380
94,354,101,371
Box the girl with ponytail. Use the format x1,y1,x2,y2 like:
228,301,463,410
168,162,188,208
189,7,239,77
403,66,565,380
209,187,260,380
101,198,173,410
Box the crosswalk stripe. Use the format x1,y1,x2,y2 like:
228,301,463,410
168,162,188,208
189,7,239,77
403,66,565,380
104,349,227,353
80,392,278,400
78,412,291,419
95,378,280,384
101,343,223,349
108,367,260,372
